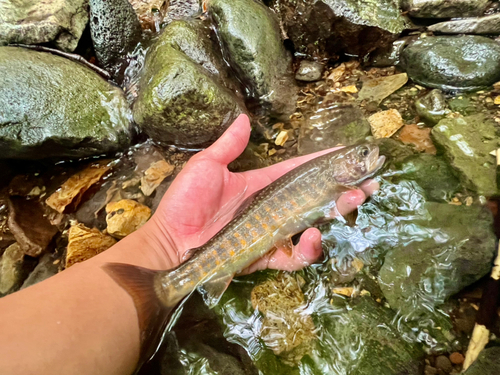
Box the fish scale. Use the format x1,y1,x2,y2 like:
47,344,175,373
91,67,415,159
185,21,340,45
104,143,385,372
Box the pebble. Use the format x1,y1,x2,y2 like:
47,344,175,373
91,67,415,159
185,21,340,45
368,109,404,138
494,96,500,105
105,199,151,239
435,355,453,373
449,352,464,365
295,60,323,82
425,365,438,375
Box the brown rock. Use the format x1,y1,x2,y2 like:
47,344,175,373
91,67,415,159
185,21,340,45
140,159,175,196
449,352,464,365
358,73,408,105
8,197,58,257
0,243,25,294
368,109,404,139
106,199,151,239
46,162,111,213
435,355,453,373
396,124,437,154
66,223,116,268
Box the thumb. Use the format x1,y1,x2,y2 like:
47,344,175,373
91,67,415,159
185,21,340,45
201,114,251,165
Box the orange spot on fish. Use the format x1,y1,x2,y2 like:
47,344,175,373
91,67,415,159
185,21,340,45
215,259,221,265
264,206,271,212
261,223,269,231
212,250,218,257
234,232,240,238
250,229,259,237
245,222,252,229
240,239,247,247
229,250,235,256
254,214,261,221
290,200,299,208
271,213,280,221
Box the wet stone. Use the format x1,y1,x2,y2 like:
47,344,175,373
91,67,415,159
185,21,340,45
20,251,61,290
0,47,131,160
370,39,410,67
209,0,297,121
358,73,408,105
463,346,500,375
368,109,404,139
66,223,117,268
0,0,89,51
431,115,500,196
401,36,500,92
449,352,464,365
429,13,500,35
435,355,452,373
133,19,245,147
415,89,448,126
0,243,36,296
295,61,323,82
396,125,437,154
140,159,175,197
90,0,142,72
105,199,151,239
402,0,488,18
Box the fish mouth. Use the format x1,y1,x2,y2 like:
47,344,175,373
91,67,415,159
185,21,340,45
366,147,386,174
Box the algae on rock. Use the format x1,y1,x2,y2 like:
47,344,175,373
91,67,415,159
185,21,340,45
0,47,131,160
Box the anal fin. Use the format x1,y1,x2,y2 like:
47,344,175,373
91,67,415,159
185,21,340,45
274,237,294,257
199,273,234,308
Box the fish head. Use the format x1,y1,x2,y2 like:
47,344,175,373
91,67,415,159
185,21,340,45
330,143,385,185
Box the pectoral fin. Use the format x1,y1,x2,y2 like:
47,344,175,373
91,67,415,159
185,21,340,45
274,237,294,257
199,274,234,308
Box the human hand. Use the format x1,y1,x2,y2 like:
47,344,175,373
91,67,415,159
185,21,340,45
150,114,379,273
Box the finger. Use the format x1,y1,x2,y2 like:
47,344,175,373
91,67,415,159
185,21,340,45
359,179,380,197
241,146,344,190
240,228,323,274
199,114,251,165
335,189,367,217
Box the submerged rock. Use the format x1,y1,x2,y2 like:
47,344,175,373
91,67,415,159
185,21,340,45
370,39,410,67
463,346,500,375
358,73,408,105
429,13,500,35
209,0,297,120
431,115,500,196
105,199,151,239
401,36,500,92
402,0,488,18
379,202,496,317
0,243,35,296
271,0,407,59
66,223,116,268
368,109,404,139
0,47,131,160
415,89,448,126
298,102,371,155
0,0,88,52
295,61,324,82
396,124,437,154
90,0,142,71
133,19,244,147
21,251,61,290
140,159,175,196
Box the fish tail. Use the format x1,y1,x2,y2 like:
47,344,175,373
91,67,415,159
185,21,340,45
103,263,174,370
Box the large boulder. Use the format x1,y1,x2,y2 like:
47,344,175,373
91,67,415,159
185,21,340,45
0,47,132,159
133,19,245,147
271,0,407,59
0,0,88,52
429,13,500,35
401,36,500,92
208,0,297,121
379,202,496,317
90,0,142,72
431,115,500,196
402,0,488,18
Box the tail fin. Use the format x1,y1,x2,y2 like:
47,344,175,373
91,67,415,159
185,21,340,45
103,263,174,371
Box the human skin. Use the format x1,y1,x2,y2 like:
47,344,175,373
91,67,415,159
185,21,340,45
0,115,378,375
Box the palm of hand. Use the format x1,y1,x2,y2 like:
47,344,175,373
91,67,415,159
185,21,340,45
153,115,377,273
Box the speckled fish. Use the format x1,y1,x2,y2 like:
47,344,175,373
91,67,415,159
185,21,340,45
104,143,385,368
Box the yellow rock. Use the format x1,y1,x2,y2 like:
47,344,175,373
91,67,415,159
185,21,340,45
140,159,175,196
369,109,404,138
274,130,289,146
106,199,151,239
66,223,116,268
494,96,500,105
332,286,354,297
340,84,358,93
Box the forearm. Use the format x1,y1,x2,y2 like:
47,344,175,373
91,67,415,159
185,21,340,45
0,219,176,375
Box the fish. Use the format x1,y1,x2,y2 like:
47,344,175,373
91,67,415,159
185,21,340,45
104,143,385,369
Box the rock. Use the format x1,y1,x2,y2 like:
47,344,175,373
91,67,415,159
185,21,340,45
435,355,452,373
415,89,449,126
370,39,410,67
425,365,438,375
449,352,464,365
129,0,168,30
448,97,477,116
46,162,111,213
21,251,61,289
368,109,404,139
90,0,142,71
429,13,500,35
105,199,151,239
250,273,315,366
0,243,35,295
295,61,324,82
463,347,500,375
396,125,437,154
8,197,58,257
133,19,245,147
392,154,460,202
208,0,297,120
358,73,408,105
163,0,201,25
298,102,371,155
271,0,407,59
0,0,88,52
402,0,488,18
401,36,500,92
141,160,175,196
431,115,500,196
0,47,131,160
66,223,117,268
379,202,496,317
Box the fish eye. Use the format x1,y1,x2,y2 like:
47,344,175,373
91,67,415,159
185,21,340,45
359,147,369,157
